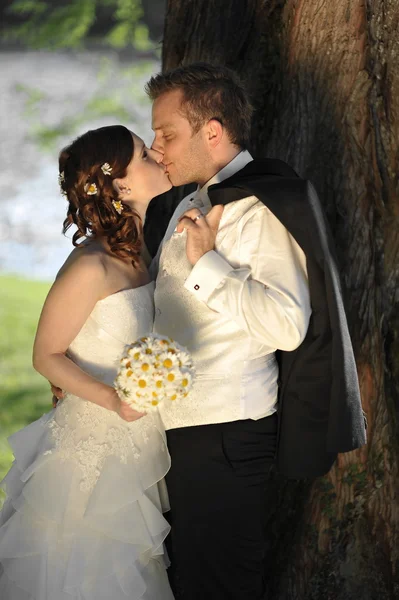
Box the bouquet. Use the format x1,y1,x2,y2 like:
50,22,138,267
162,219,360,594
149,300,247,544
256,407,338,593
114,333,195,412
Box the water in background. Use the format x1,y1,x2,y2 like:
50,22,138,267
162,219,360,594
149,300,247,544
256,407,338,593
0,50,159,281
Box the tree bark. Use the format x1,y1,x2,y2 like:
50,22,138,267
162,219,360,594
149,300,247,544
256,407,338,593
153,0,399,598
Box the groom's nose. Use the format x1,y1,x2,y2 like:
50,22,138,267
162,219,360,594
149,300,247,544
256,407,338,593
151,136,164,155
149,147,164,163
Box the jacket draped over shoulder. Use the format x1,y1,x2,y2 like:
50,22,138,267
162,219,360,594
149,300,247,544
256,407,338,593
208,159,367,478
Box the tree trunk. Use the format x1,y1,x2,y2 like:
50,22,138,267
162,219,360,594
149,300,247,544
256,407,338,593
153,0,399,598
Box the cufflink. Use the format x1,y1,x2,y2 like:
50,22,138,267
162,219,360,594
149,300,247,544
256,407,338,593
194,284,200,290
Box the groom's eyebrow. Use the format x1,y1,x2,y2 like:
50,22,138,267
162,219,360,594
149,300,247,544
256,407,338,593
153,123,175,131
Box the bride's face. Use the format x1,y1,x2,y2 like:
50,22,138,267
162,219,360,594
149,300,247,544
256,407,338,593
115,133,172,205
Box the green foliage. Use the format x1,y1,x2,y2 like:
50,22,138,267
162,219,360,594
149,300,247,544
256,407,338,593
3,2,158,151
317,478,338,519
106,0,152,50
5,0,47,16
4,0,96,49
15,83,45,118
341,463,368,493
85,95,131,121
0,276,51,507
13,58,156,151
132,24,152,52
3,0,153,52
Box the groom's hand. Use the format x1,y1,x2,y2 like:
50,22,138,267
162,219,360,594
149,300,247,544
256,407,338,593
176,205,224,265
50,383,64,407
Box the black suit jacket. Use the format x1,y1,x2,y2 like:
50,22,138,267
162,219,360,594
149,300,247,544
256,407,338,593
208,159,366,478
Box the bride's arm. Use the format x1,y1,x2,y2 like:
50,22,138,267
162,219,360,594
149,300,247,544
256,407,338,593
32,253,142,420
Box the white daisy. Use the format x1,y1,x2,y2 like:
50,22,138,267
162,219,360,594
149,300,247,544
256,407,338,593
84,182,98,195
101,162,112,176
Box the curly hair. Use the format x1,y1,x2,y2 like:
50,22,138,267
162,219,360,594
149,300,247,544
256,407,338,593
59,125,142,267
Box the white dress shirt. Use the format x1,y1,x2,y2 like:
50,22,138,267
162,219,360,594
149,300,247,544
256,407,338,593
151,151,311,430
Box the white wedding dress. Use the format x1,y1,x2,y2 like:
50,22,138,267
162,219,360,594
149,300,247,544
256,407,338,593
0,282,174,600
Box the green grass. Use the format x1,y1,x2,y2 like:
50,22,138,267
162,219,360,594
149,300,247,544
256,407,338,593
0,275,51,506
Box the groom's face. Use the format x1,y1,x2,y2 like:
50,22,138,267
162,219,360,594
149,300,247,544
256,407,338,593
151,89,208,187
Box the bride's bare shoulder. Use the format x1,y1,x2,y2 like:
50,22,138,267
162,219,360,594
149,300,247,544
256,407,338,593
55,241,107,282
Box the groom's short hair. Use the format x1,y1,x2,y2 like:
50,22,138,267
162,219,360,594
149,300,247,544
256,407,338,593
145,63,253,149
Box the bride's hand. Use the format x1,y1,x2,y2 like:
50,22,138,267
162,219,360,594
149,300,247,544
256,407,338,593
118,401,146,422
111,392,146,422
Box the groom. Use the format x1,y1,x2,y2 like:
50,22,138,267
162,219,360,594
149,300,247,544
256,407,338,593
145,63,366,599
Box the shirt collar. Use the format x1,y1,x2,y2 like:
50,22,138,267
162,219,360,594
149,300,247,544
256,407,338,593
194,150,253,206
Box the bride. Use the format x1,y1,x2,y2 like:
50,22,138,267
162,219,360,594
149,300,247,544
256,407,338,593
0,125,175,599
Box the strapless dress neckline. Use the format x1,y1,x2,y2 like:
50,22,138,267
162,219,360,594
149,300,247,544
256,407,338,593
97,280,155,303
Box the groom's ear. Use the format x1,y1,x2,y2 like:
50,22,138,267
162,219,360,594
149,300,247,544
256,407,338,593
206,118,224,149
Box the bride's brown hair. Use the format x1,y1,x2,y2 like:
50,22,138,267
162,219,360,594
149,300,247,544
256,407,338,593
59,125,142,266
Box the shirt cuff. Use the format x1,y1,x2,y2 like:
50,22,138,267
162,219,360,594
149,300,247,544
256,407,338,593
184,250,233,302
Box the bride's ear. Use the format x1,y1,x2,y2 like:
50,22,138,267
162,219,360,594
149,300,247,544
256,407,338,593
112,178,122,195
112,178,131,197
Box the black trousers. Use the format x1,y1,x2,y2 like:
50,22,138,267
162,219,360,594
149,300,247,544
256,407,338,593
165,414,278,600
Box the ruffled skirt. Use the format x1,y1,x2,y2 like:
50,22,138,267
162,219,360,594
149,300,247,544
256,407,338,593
0,395,174,599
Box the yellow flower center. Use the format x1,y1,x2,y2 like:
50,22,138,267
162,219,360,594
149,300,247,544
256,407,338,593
152,392,158,397
182,378,189,387
141,363,150,372
138,380,147,388
145,349,153,355
151,400,159,406
156,381,163,388
170,394,177,401
126,370,133,377
134,352,140,360
167,373,175,382
125,361,131,369
163,358,173,368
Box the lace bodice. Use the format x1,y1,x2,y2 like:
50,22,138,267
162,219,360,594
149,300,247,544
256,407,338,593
47,281,160,494
67,282,155,385
0,284,174,599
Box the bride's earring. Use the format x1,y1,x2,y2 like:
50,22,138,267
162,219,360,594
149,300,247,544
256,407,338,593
120,186,131,195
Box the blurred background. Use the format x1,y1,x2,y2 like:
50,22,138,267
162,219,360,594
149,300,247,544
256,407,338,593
0,0,166,504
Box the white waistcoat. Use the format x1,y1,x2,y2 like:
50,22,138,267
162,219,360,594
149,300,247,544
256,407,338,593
153,210,278,431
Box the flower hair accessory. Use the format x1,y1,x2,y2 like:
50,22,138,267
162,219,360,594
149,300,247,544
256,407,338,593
84,182,98,196
112,200,124,215
101,162,112,176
